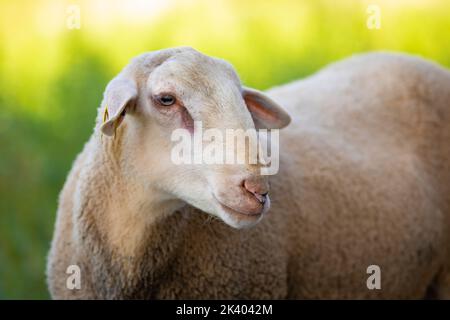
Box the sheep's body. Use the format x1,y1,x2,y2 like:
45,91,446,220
47,52,450,299
269,52,450,298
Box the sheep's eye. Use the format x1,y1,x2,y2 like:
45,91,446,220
157,95,176,106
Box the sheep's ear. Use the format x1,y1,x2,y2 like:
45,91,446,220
242,86,291,129
100,76,138,136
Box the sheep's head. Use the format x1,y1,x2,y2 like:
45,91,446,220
99,47,290,229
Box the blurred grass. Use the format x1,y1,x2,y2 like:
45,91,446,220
0,0,449,299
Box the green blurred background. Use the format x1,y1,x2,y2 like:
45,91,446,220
0,0,449,299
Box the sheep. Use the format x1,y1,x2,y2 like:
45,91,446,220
46,47,450,299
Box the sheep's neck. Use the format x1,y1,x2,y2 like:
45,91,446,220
105,194,173,255
95,136,184,261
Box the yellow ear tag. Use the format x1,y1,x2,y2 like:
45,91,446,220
103,104,109,123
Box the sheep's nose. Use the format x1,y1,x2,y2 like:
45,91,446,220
243,178,269,204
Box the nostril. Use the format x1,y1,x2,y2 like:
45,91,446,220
254,193,267,204
243,179,269,204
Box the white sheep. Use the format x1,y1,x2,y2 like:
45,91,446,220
47,47,450,299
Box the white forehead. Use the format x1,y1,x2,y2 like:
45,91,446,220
147,50,242,99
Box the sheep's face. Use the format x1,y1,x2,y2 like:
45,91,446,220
100,47,290,229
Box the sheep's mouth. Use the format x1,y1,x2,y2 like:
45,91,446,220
213,195,270,222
